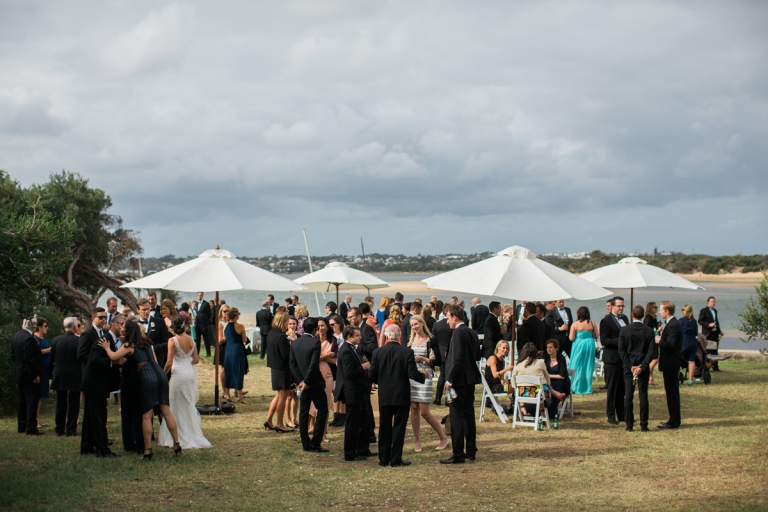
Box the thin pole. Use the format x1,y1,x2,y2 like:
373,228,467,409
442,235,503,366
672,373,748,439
361,237,367,272
214,290,220,410
630,288,634,311
335,283,340,314
511,300,517,364
302,229,321,315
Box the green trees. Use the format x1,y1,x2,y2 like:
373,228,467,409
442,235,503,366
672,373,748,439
735,272,768,354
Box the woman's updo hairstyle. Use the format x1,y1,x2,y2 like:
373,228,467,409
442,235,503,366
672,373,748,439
171,314,187,335
228,307,240,321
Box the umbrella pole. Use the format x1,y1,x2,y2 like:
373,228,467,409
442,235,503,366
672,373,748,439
336,284,340,315
214,291,220,409
630,288,634,312
511,300,517,362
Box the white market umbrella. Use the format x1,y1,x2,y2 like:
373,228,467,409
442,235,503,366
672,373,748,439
294,261,391,309
121,246,305,410
580,256,705,309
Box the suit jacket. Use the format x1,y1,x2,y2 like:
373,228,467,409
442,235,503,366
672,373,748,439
356,322,378,361
266,330,291,371
369,341,425,407
401,313,413,344
618,322,656,374
287,304,295,317
482,315,503,360
50,332,82,391
339,301,352,323
471,304,490,334
334,342,366,405
658,317,686,373
139,316,172,369
444,324,482,387
516,316,544,355
541,317,555,343
432,318,452,365
425,315,436,332
11,329,43,384
545,307,573,341
384,302,402,320
289,334,324,390
600,313,630,365
80,335,117,397
256,308,273,337
77,325,106,366
697,307,721,340
150,305,161,318
195,300,212,328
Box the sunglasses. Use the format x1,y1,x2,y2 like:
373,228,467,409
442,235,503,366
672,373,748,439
96,315,107,319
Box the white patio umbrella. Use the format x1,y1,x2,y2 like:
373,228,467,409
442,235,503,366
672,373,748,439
579,257,705,309
294,261,391,310
121,246,305,411
423,246,612,343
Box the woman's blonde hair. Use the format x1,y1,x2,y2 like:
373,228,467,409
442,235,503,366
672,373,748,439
645,302,657,318
388,305,402,325
161,299,178,317
682,304,694,320
295,304,308,319
379,296,391,309
407,314,432,347
494,340,509,356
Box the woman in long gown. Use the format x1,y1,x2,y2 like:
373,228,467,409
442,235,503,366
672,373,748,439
160,315,211,449
224,308,248,404
568,306,599,395
309,317,336,443
99,320,182,460
217,305,231,401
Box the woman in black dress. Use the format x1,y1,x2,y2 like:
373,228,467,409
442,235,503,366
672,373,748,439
545,339,571,420
643,302,660,385
99,320,182,460
485,340,514,393
264,311,292,433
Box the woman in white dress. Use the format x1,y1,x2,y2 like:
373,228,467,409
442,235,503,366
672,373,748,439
160,314,212,449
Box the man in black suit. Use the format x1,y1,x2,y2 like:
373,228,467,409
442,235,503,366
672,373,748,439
441,305,482,464
545,299,574,357
370,324,428,467
11,319,44,435
267,294,277,315
256,301,273,360
289,318,329,453
195,292,213,357
401,301,423,344
657,302,686,429
482,301,503,360
285,298,295,317
698,296,722,371
334,325,374,461
51,317,83,436
619,306,656,432
339,295,353,325
385,292,404,320
347,306,377,443
432,305,453,405
516,302,544,356
535,303,555,343
80,314,119,457
77,308,108,367
600,296,629,425
134,298,172,372
147,291,161,317
470,298,490,334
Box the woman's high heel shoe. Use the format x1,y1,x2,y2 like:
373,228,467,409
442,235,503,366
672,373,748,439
263,421,275,431
141,449,153,461
274,426,291,433
174,442,182,456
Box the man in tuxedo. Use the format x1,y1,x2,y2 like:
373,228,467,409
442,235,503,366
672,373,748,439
51,317,82,436
107,314,125,403
600,297,629,425
432,305,453,405
347,306,378,443
516,302,544,356
147,291,161,317
194,292,213,357
698,296,722,370
267,294,277,315
546,299,573,357
289,318,329,453
482,302,504,360
535,303,555,343
285,298,295,317
657,302,686,429
135,298,172,371
619,306,656,432
370,324,427,467
11,318,44,435
470,298,490,335
385,292,404,320
77,308,108,367
401,301,422,344
105,297,119,326
334,325,374,461
339,295,353,324
441,305,482,464
256,301,273,360
80,318,119,458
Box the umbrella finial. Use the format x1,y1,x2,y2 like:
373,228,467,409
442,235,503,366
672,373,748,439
216,245,220,250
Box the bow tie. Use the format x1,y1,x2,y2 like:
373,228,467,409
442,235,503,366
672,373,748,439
139,319,148,324
559,308,565,311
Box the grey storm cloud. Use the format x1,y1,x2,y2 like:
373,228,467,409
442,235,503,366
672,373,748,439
1,1,767,257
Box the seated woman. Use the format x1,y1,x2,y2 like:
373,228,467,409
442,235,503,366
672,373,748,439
485,341,514,394
512,342,565,417
544,339,571,419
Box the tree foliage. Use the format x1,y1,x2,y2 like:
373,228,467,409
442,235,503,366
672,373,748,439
735,272,768,355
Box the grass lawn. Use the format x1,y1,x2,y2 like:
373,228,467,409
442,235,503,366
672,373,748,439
1,356,767,511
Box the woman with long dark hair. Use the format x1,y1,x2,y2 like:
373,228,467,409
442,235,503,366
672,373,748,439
224,308,248,404
512,342,566,416
568,306,599,395
98,320,182,460
308,317,336,443
643,302,660,385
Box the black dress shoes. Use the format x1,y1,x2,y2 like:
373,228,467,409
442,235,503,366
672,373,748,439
107,439,114,446
641,427,650,432
626,426,634,432
360,451,377,457
378,461,389,467
391,460,411,467
96,452,119,458
65,431,79,437
345,455,368,462
657,423,679,430
310,446,330,453
607,419,619,425
26,431,44,436
440,456,465,464
467,454,476,461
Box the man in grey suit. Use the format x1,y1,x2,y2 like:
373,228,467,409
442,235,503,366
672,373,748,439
51,317,83,436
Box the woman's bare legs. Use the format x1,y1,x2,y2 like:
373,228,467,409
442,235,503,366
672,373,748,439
141,411,154,451
687,361,696,384
419,402,449,449
410,402,422,451
158,404,180,445
649,359,659,384
266,393,278,427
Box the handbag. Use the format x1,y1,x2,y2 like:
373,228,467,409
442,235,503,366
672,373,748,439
244,337,253,356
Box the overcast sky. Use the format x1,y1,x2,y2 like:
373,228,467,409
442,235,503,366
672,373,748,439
2,1,766,258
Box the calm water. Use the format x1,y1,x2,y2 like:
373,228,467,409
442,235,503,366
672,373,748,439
123,273,766,351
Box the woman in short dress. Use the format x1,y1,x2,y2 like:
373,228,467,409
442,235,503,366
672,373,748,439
376,297,390,333
407,315,449,452
379,305,403,347
485,340,513,394
265,311,292,433
309,317,336,443
34,318,51,429
285,316,300,428
680,305,699,386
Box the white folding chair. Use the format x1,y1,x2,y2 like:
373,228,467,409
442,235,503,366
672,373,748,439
478,370,509,423
511,375,550,430
558,369,576,419
594,341,604,381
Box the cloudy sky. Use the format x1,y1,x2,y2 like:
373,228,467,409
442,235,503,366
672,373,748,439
2,1,766,258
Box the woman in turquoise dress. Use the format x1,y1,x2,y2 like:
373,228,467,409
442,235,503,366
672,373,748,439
568,306,599,395
224,307,248,403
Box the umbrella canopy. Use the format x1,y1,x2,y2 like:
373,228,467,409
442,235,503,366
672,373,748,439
121,247,305,293
294,261,390,307
422,245,612,301
579,257,705,291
